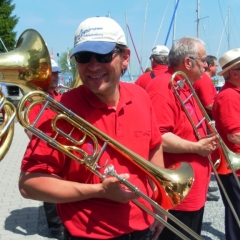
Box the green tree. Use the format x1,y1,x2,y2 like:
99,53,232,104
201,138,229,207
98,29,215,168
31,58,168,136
58,49,77,78
0,0,18,52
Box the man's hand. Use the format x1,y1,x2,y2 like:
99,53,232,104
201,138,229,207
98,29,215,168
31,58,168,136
101,174,139,203
196,134,219,157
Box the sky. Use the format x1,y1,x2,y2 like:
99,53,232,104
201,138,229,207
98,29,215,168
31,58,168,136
10,0,240,76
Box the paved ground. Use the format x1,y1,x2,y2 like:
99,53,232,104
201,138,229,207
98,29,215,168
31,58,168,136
0,121,226,240
0,121,43,240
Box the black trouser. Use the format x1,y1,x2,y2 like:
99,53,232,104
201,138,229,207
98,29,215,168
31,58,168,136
218,174,240,240
158,207,204,240
64,228,151,240
43,202,63,231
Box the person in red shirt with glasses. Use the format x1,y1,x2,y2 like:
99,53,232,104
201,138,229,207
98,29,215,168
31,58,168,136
18,17,164,240
193,55,218,120
193,55,220,202
146,37,219,239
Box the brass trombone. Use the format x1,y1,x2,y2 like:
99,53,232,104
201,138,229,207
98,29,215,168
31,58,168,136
170,71,240,226
17,90,205,240
0,87,16,160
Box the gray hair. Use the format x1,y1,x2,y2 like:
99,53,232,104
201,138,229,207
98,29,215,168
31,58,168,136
151,55,169,65
169,37,205,68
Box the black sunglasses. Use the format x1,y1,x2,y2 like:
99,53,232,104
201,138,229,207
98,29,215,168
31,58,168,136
74,49,120,64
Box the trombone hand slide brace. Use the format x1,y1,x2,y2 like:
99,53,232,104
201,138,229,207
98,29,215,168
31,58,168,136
17,90,204,240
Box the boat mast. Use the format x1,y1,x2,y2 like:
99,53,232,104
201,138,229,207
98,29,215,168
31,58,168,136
172,0,178,45
125,12,134,82
164,0,180,46
140,1,148,74
196,0,200,37
228,6,230,50
195,0,208,38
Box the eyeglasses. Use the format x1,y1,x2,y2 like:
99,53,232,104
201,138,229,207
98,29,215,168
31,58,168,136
74,49,120,64
189,56,207,63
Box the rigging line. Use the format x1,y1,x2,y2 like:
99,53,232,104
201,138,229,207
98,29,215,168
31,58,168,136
227,5,240,47
0,38,8,52
126,24,144,74
164,0,180,46
153,0,170,47
217,0,228,40
216,15,228,58
144,0,170,70
201,21,211,55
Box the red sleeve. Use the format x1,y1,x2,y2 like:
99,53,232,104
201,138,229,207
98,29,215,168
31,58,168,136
135,73,151,90
194,74,217,107
218,93,240,134
146,77,176,135
21,116,66,174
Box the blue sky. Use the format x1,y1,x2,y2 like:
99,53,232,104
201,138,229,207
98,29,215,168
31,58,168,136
11,0,240,75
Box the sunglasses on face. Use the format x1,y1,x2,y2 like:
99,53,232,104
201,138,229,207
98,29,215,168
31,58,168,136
74,49,120,64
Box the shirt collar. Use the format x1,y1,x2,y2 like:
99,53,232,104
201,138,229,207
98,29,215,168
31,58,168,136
222,81,240,93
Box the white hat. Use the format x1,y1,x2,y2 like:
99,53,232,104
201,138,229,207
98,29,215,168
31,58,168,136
51,59,61,72
71,17,127,57
151,45,169,56
218,48,240,76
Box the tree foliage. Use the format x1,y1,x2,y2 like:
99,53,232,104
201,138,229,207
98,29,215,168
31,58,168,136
0,0,18,52
58,49,77,77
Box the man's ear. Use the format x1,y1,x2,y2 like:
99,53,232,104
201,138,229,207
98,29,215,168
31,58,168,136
208,64,213,71
184,57,192,70
122,48,130,71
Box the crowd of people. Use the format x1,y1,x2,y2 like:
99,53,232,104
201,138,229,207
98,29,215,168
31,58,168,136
16,16,240,240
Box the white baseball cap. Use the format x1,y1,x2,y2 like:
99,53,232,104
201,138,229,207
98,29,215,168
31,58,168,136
151,45,169,56
51,59,61,72
71,17,127,57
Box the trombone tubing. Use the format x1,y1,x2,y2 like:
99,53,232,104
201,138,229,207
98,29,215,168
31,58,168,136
17,90,204,240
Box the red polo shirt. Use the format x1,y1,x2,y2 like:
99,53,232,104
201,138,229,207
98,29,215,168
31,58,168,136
21,83,162,239
193,72,217,115
135,65,168,90
212,81,240,175
146,67,211,211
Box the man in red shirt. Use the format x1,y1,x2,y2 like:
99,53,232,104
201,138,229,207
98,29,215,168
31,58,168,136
25,58,64,240
212,48,240,240
193,55,219,201
194,55,218,119
135,45,169,89
146,37,218,239
19,17,164,240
